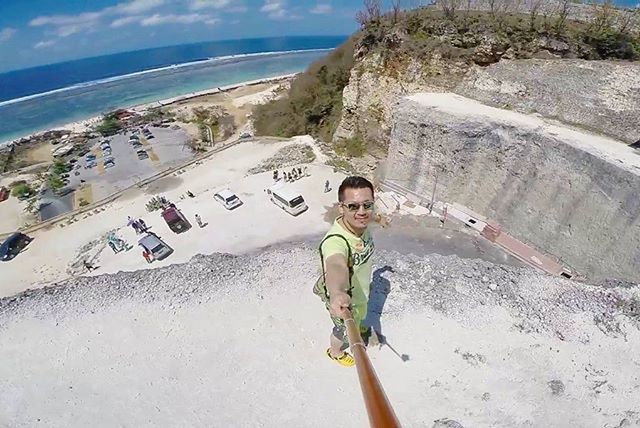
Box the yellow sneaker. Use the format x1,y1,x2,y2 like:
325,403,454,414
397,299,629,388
326,348,355,367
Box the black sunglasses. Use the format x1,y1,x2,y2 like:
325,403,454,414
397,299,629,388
341,201,375,212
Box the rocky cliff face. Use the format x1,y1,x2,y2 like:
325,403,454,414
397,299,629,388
386,93,640,283
456,59,640,144
332,52,467,155
334,55,640,151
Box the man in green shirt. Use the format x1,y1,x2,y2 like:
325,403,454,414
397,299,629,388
314,176,375,367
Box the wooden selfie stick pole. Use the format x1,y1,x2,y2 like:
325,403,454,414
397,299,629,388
343,309,401,428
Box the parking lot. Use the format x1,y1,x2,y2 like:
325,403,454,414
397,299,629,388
69,126,193,202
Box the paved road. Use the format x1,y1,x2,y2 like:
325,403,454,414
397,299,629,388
300,215,525,268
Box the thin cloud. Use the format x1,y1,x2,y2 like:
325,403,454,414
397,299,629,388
141,13,219,26
34,40,56,49
189,0,230,10
310,3,333,14
260,0,298,20
0,27,17,42
111,0,165,14
110,16,143,28
189,0,247,12
30,0,165,37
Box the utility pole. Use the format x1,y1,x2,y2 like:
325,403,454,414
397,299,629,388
429,166,438,215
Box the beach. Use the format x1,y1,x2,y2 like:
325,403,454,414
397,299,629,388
39,74,296,142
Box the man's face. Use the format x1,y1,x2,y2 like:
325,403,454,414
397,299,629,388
339,187,374,231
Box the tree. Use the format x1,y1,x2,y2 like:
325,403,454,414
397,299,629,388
554,0,572,33
48,174,65,191
356,0,382,27
589,0,616,33
617,6,640,34
391,0,402,24
11,183,33,198
529,0,545,30
95,115,123,136
441,0,463,19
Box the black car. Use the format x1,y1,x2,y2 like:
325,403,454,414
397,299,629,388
0,232,33,261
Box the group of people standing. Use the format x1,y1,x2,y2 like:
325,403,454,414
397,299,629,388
273,166,308,183
127,216,149,234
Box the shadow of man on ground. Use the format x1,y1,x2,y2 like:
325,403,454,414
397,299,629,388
364,266,410,361
364,266,394,343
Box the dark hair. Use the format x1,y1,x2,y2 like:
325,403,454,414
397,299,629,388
338,176,374,202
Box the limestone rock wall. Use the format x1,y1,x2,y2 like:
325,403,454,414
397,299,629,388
456,59,640,144
386,93,640,282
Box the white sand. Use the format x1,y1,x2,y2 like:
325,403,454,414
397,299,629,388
0,136,342,298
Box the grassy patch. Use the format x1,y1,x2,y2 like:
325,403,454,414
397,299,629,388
10,183,34,198
334,136,366,158
327,157,353,172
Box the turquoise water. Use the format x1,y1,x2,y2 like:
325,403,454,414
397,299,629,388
0,48,331,144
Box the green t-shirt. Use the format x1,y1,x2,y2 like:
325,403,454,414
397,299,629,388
320,218,375,322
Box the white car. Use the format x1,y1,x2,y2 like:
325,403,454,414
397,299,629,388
214,189,243,210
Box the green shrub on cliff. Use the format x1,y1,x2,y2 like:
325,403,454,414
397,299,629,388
253,37,356,141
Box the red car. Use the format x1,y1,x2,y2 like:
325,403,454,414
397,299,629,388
161,206,191,234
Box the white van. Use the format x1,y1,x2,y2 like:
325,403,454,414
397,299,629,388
266,186,308,216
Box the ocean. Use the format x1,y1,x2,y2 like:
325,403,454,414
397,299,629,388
0,36,346,144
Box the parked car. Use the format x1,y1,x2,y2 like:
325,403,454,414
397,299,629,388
161,206,191,233
137,150,149,160
138,233,173,261
0,232,33,261
85,153,96,161
85,160,97,169
102,148,112,156
266,186,308,216
214,189,243,210
104,158,115,168
146,134,155,139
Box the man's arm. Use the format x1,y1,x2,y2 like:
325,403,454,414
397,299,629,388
324,253,351,319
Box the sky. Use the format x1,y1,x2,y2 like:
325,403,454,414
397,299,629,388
0,0,373,72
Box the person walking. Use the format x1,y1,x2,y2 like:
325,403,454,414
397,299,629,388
142,248,153,264
313,176,376,367
127,216,140,234
195,214,204,228
138,219,148,233
83,259,96,272
324,180,331,193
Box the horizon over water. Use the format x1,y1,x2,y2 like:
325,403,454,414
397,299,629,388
0,36,346,144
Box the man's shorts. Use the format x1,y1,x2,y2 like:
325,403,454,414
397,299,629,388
313,276,370,348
